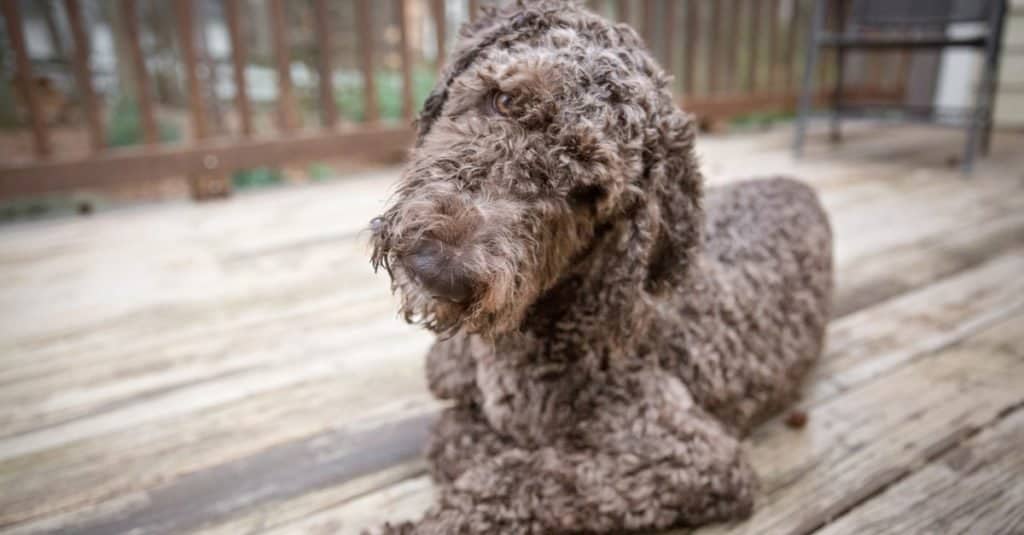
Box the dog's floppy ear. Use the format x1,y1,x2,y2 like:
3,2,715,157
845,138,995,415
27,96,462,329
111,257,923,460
641,105,704,294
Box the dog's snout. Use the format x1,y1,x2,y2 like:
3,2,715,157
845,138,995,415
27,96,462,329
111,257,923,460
402,240,476,304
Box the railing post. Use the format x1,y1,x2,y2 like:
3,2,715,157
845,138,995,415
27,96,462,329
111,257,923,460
224,0,254,137
432,0,447,71
831,0,848,143
268,0,299,132
177,0,230,200
396,0,415,123
119,0,159,146
355,0,379,123
746,0,762,93
1,0,52,158
663,0,677,87
313,0,339,129
684,0,700,98
65,0,105,153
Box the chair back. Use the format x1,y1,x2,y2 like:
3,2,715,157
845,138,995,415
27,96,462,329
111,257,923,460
849,0,1002,29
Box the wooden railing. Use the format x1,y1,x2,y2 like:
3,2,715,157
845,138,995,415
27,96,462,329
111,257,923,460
0,0,902,201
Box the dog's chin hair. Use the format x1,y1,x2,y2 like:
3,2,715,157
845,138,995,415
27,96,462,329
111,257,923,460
389,264,529,338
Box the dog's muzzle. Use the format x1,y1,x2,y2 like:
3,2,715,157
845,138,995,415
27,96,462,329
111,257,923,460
401,239,477,304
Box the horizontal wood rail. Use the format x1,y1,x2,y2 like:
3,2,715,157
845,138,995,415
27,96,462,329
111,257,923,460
0,127,413,198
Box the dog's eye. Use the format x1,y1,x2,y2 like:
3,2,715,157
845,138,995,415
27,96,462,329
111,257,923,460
490,91,516,116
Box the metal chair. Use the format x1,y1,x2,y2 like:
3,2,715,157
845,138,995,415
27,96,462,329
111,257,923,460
793,0,1009,173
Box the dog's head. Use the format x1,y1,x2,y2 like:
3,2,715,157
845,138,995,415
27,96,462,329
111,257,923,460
371,1,702,338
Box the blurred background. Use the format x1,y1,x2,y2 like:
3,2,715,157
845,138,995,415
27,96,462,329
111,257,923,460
1,1,1023,534
1,0,1018,215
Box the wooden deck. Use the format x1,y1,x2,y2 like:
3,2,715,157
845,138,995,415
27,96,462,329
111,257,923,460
1,123,1023,535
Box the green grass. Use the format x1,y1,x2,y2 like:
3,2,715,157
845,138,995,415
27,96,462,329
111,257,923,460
105,96,181,148
336,67,437,123
0,194,105,223
232,167,283,189
307,162,335,181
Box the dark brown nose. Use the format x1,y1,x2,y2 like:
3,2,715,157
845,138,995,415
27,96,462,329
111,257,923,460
402,240,476,304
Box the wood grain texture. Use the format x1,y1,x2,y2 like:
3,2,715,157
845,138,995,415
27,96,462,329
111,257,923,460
64,0,105,152
693,312,1024,535
2,125,1023,534
815,408,1024,535
1,0,51,157
119,0,158,145
314,253,1024,535
224,0,254,137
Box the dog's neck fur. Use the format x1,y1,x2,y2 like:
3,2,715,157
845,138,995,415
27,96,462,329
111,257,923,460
495,213,700,366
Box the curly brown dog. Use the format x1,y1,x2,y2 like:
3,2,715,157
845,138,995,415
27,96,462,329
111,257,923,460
368,1,833,533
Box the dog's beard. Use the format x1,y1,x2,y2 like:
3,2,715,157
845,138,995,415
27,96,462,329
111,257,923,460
391,264,474,334
373,243,534,337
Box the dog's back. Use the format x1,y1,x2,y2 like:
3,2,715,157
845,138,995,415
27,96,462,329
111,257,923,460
664,177,834,433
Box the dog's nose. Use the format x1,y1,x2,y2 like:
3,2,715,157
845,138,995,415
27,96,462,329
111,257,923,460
402,240,476,304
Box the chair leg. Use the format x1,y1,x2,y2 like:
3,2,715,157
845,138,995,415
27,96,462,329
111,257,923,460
963,0,1008,175
794,0,827,158
981,115,994,156
962,110,981,175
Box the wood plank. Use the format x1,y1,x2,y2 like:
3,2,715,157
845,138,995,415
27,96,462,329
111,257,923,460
313,0,339,128
682,87,902,120
268,0,297,132
356,0,379,123
815,409,1024,535
1,0,51,157
224,0,254,137
684,0,700,96
784,0,801,93
396,0,415,122
745,0,761,93
192,461,428,535
766,0,780,90
111,249,1023,534
432,0,447,71
1,130,1021,414
0,126,412,199
119,0,159,145
4,161,1017,416
662,0,676,81
279,295,1024,534
175,0,208,140
708,0,722,94
64,0,105,152
834,210,1024,318
41,417,435,535
724,0,741,92
0,332,437,528
701,316,1024,535
1,126,1023,534
810,252,1024,406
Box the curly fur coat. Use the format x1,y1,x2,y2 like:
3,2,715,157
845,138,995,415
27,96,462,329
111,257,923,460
368,1,834,533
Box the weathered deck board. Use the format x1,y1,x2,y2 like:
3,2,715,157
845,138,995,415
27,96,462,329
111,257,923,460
1,124,1023,534
314,252,1024,535
3,152,1020,435
815,408,1024,535
691,312,1024,535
